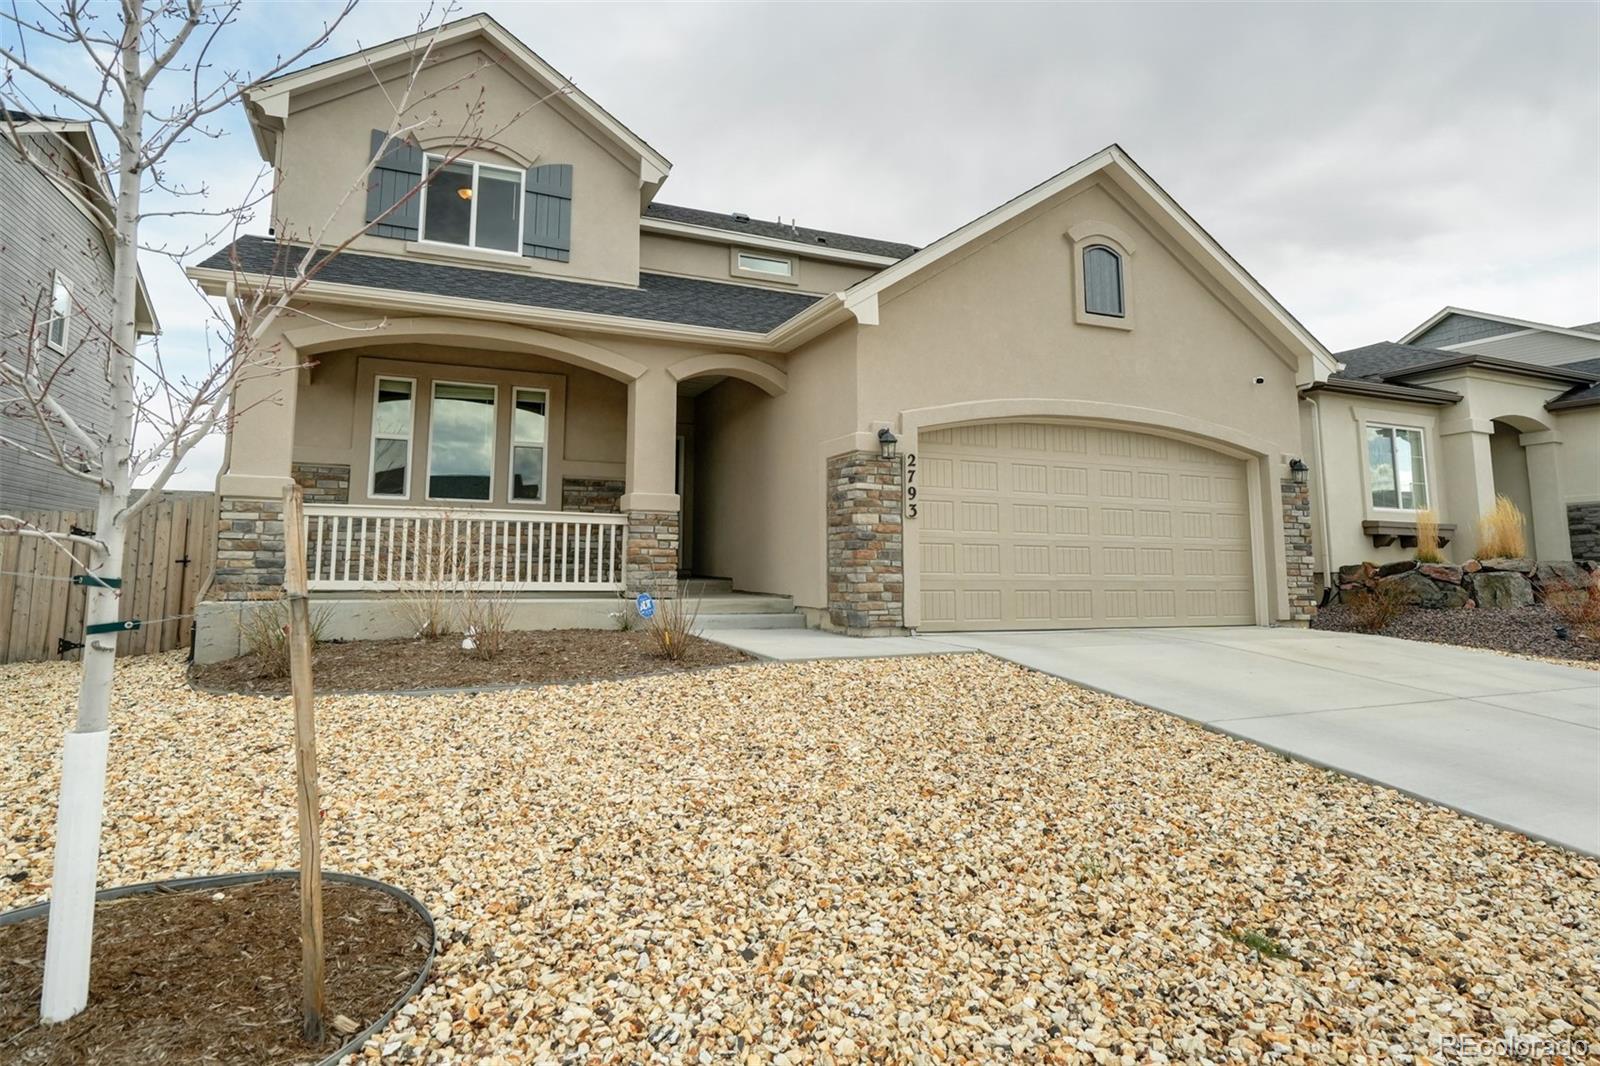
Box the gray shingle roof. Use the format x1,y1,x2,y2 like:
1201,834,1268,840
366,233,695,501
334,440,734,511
644,203,918,260
1332,342,1458,382
198,236,821,334
1550,357,1600,408
1571,321,1600,336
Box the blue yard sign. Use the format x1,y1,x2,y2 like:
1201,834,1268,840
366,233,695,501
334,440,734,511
636,592,656,619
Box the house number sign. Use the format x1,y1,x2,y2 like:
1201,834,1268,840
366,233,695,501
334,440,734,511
904,453,918,519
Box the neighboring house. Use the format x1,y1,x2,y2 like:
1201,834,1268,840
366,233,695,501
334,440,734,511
0,112,159,511
1302,307,1600,580
187,14,1348,657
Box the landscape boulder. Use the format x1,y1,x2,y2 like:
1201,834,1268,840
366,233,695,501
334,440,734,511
1377,559,1417,578
1531,561,1594,595
1476,557,1534,575
1380,570,1470,609
1417,563,1463,585
1467,571,1534,610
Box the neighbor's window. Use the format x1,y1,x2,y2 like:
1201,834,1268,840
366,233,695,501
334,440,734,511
369,377,414,497
427,382,497,501
1367,424,1428,510
735,251,793,278
421,155,522,253
1082,245,1124,317
46,272,72,350
509,387,548,502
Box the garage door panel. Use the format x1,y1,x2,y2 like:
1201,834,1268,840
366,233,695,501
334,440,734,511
919,420,1256,630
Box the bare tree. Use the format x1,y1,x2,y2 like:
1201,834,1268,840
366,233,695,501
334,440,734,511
0,0,565,1024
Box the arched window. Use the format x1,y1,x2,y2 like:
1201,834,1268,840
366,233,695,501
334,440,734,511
1082,245,1124,317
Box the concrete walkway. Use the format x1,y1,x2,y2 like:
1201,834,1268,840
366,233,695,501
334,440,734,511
707,624,1600,855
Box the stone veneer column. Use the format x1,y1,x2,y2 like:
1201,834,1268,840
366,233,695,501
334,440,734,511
1281,477,1317,622
826,450,904,633
290,462,350,504
212,496,286,600
624,510,679,596
1568,501,1600,562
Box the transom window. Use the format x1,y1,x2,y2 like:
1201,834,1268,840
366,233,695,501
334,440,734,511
735,251,793,278
1082,245,1124,317
1366,424,1429,510
369,377,414,497
421,155,522,253
509,388,548,502
427,382,498,501
46,271,72,350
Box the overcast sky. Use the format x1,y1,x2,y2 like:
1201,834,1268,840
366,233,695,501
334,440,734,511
6,1,1598,489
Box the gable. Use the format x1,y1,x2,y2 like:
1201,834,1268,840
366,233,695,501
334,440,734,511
1410,312,1524,348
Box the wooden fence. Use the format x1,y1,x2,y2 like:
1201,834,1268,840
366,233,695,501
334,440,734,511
0,492,218,664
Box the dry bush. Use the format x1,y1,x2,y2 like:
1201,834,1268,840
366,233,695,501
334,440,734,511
237,598,332,677
1344,580,1408,633
646,592,702,661
1414,508,1444,564
1475,495,1528,560
459,591,514,660
397,513,464,639
1545,579,1600,638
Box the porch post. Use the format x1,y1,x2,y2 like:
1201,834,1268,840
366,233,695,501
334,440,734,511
620,369,679,596
212,334,300,599
1521,431,1571,560
1439,420,1496,559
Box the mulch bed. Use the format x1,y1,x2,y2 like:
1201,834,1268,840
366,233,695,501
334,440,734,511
190,628,753,695
1313,602,1600,664
0,878,430,1065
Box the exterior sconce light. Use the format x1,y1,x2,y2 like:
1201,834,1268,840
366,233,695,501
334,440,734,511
1289,458,1309,485
877,428,899,461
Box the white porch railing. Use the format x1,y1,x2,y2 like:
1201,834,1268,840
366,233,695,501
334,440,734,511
303,505,627,592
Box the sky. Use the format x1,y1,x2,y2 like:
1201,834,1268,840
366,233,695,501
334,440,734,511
4,1,1597,490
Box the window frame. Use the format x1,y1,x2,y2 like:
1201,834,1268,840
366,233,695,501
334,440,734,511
506,385,550,506
424,379,500,504
417,153,526,257
1365,421,1431,512
46,270,72,352
730,247,798,284
367,375,416,499
1064,222,1136,332
1081,244,1125,318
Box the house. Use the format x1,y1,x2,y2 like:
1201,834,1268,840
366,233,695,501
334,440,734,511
188,14,1351,659
0,113,159,511
1302,308,1600,581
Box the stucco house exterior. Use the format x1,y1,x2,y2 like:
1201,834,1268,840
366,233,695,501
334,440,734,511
0,113,158,510
1302,308,1600,583
189,15,1594,657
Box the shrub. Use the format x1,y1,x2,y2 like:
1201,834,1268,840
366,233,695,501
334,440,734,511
238,598,332,678
1545,578,1600,639
609,589,636,631
459,591,514,660
1475,495,1527,560
646,592,702,662
1344,580,1407,633
1414,508,1444,564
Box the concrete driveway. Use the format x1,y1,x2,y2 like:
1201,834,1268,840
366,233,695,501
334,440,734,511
932,627,1600,856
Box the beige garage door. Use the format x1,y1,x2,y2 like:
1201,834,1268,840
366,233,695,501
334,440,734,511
917,421,1256,630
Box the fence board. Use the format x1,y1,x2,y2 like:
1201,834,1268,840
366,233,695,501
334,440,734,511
0,492,219,664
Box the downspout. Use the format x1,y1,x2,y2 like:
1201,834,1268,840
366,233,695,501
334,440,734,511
1307,393,1334,595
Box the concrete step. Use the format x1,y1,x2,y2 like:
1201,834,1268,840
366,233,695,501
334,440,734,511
695,611,807,631
680,576,733,595
693,594,796,615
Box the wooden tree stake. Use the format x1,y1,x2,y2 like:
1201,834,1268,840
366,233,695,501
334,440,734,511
282,485,325,1043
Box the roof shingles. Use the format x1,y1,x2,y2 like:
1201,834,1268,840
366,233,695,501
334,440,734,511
643,203,918,260
199,236,821,334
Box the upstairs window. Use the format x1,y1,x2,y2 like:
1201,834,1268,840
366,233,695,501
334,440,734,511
421,155,522,253
1082,245,1124,317
46,271,72,351
735,251,793,278
1366,424,1429,510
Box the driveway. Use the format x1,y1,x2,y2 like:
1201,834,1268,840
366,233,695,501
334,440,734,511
708,624,1600,854
933,627,1600,856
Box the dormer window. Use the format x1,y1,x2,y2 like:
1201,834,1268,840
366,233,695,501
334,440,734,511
421,155,523,253
1082,245,1124,317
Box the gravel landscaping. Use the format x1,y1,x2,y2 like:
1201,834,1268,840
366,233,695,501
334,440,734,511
1314,603,1600,667
3,652,1597,1063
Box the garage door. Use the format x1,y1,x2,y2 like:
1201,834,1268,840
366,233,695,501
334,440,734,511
917,421,1255,630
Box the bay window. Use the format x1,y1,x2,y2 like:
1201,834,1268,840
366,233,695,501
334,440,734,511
421,155,522,253
1366,424,1429,510
427,382,497,501
509,388,548,502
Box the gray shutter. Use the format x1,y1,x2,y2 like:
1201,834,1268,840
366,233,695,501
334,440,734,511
365,129,423,240
523,163,572,262
1082,245,1124,317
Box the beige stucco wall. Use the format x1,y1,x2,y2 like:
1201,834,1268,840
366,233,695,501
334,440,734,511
272,41,643,287
1553,405,1600,505
1489,421,1537,545
638,233,879,294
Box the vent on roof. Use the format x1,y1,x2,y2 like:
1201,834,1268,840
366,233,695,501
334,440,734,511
815,236,827,244
732,212,750,223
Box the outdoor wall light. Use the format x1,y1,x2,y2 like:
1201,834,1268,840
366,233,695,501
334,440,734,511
1289,457,1309,485
877,427,898,461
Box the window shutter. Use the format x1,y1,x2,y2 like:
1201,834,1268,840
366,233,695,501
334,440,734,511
365,129,423,240
1082,245,1124,317
523,163,572,262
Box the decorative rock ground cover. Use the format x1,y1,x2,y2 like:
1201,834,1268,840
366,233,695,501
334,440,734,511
3,653,1597,1064
1336,557,1596,612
